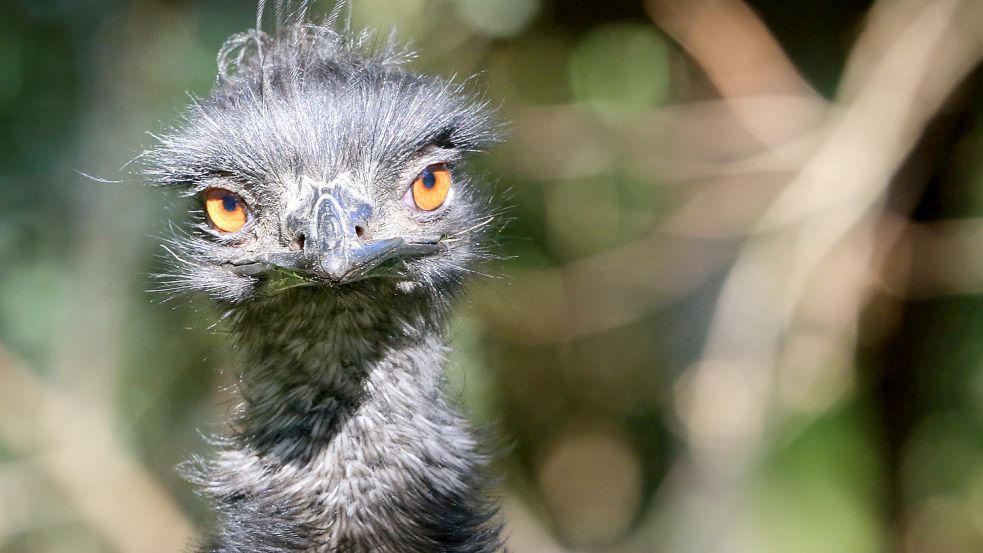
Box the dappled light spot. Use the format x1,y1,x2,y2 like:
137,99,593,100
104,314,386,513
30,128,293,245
535,424,642,546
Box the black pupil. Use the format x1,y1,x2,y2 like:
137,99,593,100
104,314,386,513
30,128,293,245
422,170,437,189
222,194,237,212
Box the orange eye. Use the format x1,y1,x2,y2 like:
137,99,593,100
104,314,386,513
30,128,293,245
410,164,452,211
204,188,249,233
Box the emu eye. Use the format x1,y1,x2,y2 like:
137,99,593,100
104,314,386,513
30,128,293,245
204,188,249,233
407,164,451,212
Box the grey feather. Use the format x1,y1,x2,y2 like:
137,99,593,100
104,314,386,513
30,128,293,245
144,3,506,552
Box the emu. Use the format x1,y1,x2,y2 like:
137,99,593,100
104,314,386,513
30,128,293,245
144,3,504,551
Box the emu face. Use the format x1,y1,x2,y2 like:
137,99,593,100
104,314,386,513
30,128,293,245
148,26,498,304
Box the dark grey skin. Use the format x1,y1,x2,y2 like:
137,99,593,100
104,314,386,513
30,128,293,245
144,5,504,552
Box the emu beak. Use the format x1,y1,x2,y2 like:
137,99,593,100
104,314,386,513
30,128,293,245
226,181,444,287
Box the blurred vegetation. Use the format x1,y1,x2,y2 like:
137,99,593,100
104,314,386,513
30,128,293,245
2,0,983,552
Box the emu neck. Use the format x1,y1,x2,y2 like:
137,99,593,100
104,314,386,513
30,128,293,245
198,284,500,553
232,285,440,458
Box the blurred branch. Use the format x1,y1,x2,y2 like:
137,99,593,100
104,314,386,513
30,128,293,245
475,230,732,343
0,344,194,553
0,458,80,540
643,0,823,145
482,0,983,351
647,0,983,551
643,0,811,99
480,0,830,344
504,97,828,183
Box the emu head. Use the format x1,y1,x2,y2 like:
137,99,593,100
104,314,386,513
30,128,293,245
146,8,499,305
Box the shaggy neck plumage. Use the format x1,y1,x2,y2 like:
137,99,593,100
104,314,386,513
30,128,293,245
191,283,501,553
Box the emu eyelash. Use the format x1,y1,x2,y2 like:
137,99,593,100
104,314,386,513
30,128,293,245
399,151,459,193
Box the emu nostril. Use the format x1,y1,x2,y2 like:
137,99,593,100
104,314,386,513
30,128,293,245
289,233,306,251
354,225,365,239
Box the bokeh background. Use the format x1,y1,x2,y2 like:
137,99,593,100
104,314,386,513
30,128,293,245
3,0,983,551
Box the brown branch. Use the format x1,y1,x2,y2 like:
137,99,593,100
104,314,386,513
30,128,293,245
0,345,194,553
645,0,983,550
